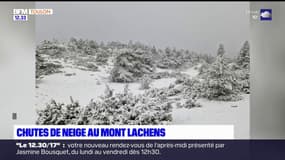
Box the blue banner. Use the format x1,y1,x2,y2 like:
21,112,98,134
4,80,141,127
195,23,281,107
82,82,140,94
0,140,284,160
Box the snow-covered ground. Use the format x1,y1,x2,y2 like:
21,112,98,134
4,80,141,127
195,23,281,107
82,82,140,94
151,78,176,89
36,65,142,108
36,60,178,108
180,64,201,77
36,62,249,138
172,94,249,139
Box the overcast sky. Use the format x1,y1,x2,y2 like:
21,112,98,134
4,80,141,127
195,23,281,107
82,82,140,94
36,2,249,55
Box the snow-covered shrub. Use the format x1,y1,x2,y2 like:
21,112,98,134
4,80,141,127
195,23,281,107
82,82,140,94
157,57,182,69
145,88,169,100
85,63,98,72
182,96,201,109
156,48,212,69
35,53,45,78
68,38,85,50
103,84,114,98
89,91,172,125
110,67,134,82
67,38,98,55
175,74,189,84
157,48,185,69
182,79,203,98
150,72,172,79
36,53,63,79
174,76,204,109
140,75,152,89
198,61,210,75
110,49,155,82
37,40,67,58
199,54,215,64
235,68,250,94
146,84,182,99
36,86,173,125
36,100,65,125
167,87,182,96
83,46,96,56
36,62,63,79
95,50,109,65
36,97,82,125
145,81,202,109
72,56,98,72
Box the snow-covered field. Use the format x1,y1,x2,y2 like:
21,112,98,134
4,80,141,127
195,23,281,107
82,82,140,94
35,67,177,108
36,62,249,138
172,94,249,138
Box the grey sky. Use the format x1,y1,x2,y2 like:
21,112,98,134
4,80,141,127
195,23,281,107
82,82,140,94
36,2,249,55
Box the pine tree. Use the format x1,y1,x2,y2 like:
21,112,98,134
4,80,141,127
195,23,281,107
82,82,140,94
217,44,225,57
235,41,250,93
201,46,241,101
88,40,99,49
151,46,160,61
237,41,250,69
67,37,78,52
110,49,155,82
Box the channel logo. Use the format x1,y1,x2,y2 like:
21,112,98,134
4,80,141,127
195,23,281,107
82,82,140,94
12,9,53,22
260,9,272,21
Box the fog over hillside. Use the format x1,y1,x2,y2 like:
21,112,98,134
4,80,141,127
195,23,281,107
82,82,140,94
36,2,249,55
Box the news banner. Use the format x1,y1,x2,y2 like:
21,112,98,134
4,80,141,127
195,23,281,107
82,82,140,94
0,125,277,159
11,125,232,159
